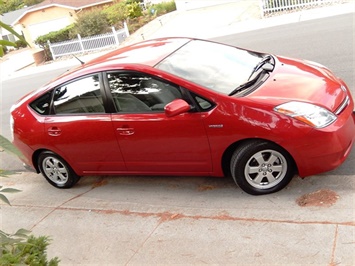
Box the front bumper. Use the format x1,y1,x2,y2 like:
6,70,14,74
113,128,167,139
288,109,355,177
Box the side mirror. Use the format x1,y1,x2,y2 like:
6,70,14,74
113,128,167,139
164,99,191,117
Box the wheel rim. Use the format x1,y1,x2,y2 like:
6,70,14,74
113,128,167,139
42,156,69,185
244,149,287,190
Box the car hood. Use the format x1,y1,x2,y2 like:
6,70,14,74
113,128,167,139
247,56,347,112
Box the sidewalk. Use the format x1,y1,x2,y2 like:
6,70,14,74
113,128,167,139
1,0,354,81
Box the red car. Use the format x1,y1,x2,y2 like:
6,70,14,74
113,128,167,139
11,37,355,195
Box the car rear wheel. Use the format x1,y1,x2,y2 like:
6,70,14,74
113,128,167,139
230,140,295,195
38,151,81,188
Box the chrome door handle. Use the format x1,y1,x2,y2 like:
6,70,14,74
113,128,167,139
117,128,134,136
48,127,62,136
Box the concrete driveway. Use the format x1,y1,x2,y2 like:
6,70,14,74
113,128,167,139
1,169,354,264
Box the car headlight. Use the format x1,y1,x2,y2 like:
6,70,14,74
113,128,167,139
274,101,337,128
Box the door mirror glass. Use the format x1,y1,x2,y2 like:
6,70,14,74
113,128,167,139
164,99,190,117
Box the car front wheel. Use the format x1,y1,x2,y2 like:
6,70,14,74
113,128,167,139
38,151,81,188
230,140,295,195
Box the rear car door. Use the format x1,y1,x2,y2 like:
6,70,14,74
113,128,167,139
105,71,212,174
43,73,125,174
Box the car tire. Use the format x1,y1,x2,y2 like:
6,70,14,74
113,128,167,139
38,151,81,188
230,140,295,195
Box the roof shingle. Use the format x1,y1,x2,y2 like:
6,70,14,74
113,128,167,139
29,0,113,10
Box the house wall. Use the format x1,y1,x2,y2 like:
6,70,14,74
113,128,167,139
18,6,77,45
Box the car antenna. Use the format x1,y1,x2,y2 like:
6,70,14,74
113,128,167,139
72,54,85,65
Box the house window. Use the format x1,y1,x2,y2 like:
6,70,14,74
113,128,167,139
2,34,16,43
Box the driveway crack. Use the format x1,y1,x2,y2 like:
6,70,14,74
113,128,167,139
29,186,97,231
124,219,163,265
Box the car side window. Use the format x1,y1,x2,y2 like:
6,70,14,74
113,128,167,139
107,72,182,113
194,95,213,110
189,92,214,111
53,75,105,114
30,92,52,115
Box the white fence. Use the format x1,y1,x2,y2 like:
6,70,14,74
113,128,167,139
48,23,129,60
260,0,341,15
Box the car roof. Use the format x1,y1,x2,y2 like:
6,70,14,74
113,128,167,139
45,37,192,88
86,37,192,68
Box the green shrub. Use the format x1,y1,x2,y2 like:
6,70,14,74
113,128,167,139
148,1,176,17
126,16,154,33
34,24,74,61
1,45,8,55
126,1,143,18
0,233,60,265
15,39,28,49
71,8,110,38
35,24,74,46
103,1,128,26
103,0,143,26
124,0,176,33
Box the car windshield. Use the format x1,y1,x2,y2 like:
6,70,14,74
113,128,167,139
155,40,262,95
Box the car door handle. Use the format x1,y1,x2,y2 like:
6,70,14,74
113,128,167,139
48,127,62,136
117,127,134,136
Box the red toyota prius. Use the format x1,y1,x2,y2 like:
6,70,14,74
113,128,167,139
11,37,355,195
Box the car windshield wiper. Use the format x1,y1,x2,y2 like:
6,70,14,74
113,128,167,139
247,55,273,81
228,71,264,96
229,61,273,96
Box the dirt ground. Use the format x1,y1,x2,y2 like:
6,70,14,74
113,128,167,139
296,189,340,207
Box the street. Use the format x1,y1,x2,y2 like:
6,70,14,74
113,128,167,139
212,13,354,94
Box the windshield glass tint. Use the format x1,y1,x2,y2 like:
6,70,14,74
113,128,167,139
156,40,262,94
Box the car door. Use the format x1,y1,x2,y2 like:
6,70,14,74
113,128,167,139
106,71,212,174
43,73,126,174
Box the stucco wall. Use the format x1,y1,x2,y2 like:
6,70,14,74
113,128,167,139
19,6,77,45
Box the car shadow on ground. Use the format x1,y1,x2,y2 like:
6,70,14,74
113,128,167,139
3,156,353,213
74,171,353,204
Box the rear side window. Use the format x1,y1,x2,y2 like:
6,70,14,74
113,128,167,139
30,92,52,115
53,75,105,114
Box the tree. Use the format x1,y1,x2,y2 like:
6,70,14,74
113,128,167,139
24,0,45,6
0,0,24,13
0,0,36,56
0,0,30,57
0,0,45,13
0,21,28,56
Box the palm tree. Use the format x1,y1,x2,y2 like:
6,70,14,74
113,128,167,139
1,12,30,160
0,21,29,56
0,5,29,180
